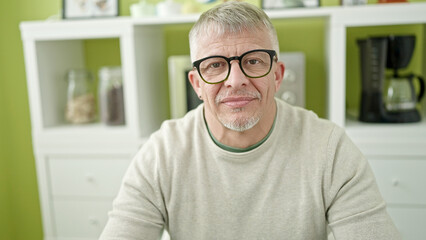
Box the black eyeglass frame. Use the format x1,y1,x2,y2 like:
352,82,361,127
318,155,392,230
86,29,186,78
192,49,277,84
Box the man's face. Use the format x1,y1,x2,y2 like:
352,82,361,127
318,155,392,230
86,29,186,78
188,28,284,133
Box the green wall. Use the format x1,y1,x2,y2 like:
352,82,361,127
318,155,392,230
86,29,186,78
0,1,60,239
0,1,425,240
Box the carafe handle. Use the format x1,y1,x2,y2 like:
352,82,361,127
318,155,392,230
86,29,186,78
415,75,425,102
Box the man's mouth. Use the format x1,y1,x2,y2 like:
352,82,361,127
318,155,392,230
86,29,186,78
221,97,256,108
215,90,262,108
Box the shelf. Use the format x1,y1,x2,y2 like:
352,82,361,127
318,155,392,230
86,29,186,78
21,22,169,143
44,122,128,134
39,123,138,145
346,117,426,134
29,38,124,128
326,2,426,127
346,118,426,156
19,3,426,31
34,123,141,153
20,18,130,41
333,3,426,27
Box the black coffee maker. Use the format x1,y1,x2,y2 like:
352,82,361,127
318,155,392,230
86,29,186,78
358,35,425,123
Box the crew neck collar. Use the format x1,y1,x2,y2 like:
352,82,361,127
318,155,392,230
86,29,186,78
203,104,277,153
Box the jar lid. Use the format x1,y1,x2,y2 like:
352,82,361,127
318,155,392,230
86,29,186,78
99,66,122,81
66,69,93,81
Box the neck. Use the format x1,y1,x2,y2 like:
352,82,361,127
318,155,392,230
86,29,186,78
205,101,276,149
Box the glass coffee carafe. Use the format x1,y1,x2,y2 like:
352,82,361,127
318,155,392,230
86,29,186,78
385,74,425,113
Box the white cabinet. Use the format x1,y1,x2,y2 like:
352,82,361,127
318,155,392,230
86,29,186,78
387,207,426,239
362,156,426,240
333,4,426,240
34,154,132,240
368,157,426,206
48,157,131,198
53,200,113,239
20,2,426,240
48,157,131,238
346,123,426,240
21,19,171,239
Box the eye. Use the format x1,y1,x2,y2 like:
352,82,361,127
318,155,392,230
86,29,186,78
199,57,228,75
209,62,224,69
244,57,265,66
247,59,261,65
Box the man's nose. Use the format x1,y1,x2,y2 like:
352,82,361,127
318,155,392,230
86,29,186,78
224,61,249,88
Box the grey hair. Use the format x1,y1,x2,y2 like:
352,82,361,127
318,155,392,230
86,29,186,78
189,1,280,62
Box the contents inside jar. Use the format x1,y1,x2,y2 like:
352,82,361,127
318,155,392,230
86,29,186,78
103,83,125,125
65,93,96,124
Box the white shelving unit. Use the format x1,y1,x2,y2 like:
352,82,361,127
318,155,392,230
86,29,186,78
326,4,426,240
20,2,426,240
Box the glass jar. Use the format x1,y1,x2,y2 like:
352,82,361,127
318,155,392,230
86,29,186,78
65,69,97,124
98,66,125,125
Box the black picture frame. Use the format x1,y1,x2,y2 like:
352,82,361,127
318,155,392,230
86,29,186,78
63,0,119,19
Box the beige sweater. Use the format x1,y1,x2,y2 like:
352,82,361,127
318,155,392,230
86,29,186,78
100,99,400,240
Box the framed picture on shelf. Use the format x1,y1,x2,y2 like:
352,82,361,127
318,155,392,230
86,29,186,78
262,0,319,9
63,0,119,19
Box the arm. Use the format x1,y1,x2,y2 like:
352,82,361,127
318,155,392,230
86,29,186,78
99,145,166,240
325,127,401,240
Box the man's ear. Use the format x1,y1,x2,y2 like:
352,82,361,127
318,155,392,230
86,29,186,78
188,70,202,98
274,61,285,92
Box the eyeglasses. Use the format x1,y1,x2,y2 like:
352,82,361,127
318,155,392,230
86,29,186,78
192,49,277,84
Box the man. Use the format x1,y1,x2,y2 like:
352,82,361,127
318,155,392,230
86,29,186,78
100,2,400,239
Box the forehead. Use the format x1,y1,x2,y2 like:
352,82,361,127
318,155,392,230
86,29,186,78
195,28,273,59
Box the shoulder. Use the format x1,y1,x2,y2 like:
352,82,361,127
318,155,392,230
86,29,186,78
275,98,338,142
153,104,204,145
127,105,205,197
134,104,204,166
274,98,357,173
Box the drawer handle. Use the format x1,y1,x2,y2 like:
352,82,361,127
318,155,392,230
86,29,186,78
88,217,99,225
392,179,400,187
85,173,95,182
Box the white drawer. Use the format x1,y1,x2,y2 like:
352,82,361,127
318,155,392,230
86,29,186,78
368,157,426,205
49,156,131,197
388,206,426,240
53,200,112,238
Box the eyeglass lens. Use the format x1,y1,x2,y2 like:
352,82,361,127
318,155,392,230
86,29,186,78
198,51,272,83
